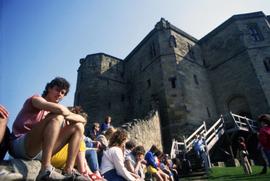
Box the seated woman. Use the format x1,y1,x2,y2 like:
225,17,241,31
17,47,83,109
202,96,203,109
51,106,104,181
100,129,140,181
84,135,103,179
51,140,91,180
124,145,146,181
145,145,169,181
96,127,116,164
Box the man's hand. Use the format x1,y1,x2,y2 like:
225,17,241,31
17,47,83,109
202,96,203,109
0,105,9,119
65,113,86,124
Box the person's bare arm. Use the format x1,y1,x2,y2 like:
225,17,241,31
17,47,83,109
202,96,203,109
0,105,8,119
124,159,135,173
32,96,70,115
0,105,8,143
32,96,86,123
65,113,86,124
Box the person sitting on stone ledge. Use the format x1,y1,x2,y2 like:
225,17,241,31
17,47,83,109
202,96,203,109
96,127,116,165
84,134,103,180
145,145,169,181
124,145,146,181
124,140,136,157
100,116,112,134
9,77,86,180
0,105,10,161
90,122,101,140
50,106,100,180
100,129,140,181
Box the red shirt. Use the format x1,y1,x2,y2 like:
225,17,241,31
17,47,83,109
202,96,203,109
259,126,270,150
12,95,48,138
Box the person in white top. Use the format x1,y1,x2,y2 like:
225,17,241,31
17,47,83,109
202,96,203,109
125,145,146,181
100,129,140,181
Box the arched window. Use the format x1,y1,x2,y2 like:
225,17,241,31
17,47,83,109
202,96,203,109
227,95,251,117
247,23,264,41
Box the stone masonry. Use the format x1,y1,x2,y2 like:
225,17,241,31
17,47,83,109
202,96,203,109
75,11,270,153
121,110,163,152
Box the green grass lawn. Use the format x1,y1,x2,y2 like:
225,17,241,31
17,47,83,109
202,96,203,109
182,166,270,181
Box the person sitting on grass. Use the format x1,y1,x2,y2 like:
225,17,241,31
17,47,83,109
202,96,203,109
9,77,86,180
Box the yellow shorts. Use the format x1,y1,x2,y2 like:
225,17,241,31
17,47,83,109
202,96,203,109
51,141,86,169
147,165,158,174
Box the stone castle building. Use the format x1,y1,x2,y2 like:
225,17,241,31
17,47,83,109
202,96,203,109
74,11,270,152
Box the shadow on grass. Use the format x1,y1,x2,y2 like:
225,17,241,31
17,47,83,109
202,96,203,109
210,166,270,181
209,175,270,180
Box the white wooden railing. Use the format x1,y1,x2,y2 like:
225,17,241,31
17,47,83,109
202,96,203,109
170,113,257,159
204,117,225,151
230,112,257,133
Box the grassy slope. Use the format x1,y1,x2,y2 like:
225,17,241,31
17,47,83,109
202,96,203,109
182,166,270,181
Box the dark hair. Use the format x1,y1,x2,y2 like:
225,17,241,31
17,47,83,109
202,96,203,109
92,122,100,129
42,77,70,97
132,145,145,156
109,129,128,148
104,127,116,139
258,114,270,125
68,106,88,119
150,144,160,154
105,116,111,123
125,140,136,150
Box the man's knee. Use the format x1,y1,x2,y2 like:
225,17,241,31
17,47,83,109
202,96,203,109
73,122,84,135
48,114,65,125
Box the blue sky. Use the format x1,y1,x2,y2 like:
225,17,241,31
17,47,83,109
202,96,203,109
1,0,270,128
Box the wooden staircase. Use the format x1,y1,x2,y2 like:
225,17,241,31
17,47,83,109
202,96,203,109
170,112,258,179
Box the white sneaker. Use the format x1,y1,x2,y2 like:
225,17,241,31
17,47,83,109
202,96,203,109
36,166,69,181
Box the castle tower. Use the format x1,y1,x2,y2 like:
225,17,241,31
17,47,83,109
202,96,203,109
74,53,126,135
199,11,270,118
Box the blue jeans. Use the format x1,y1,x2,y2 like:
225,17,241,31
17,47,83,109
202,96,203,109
103,169,126,181
263,148,270,166
85,149,99,172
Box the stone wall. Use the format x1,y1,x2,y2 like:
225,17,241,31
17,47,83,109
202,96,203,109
121,110,163,152
75,53,127,135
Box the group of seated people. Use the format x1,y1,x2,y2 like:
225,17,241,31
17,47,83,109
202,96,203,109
0,77,180,181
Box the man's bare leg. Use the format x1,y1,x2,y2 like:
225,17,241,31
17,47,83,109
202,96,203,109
25,114,65,170
52,122,84,173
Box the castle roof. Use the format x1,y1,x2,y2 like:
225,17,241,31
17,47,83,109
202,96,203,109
124,18,197,61
198,11,266,44
83,52,123,62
